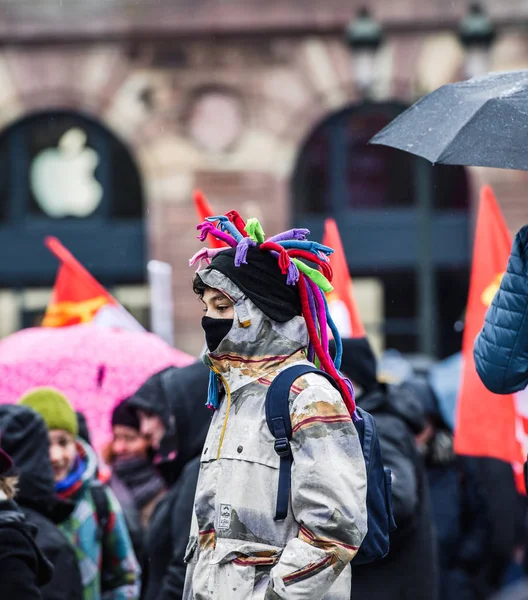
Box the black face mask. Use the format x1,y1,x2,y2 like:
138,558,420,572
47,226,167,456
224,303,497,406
201,317,234,352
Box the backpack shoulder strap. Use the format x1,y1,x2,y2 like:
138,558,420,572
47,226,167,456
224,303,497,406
265,364,338,520
90,482,110,543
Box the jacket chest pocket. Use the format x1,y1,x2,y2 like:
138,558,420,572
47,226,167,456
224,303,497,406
218,412,280,469
219,438,279,469
211,414,282,529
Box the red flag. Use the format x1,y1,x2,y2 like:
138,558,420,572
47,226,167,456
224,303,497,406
322,218,365,338
43,237,117,327
454,186,525,490
193,189,226,249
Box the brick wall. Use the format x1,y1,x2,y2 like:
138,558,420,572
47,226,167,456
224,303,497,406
2,0,528,41
0,3,528,353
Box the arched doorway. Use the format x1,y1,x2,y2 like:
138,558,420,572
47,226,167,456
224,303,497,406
292,102,471,359
0,111,147,332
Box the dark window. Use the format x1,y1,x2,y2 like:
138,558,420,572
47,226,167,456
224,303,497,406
0,111,145,287
293,103,469,214
292,102,471,358
381,270,418,354
435,268,468,357
0,111,143,222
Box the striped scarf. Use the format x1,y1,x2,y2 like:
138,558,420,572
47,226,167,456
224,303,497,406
55,444,87,499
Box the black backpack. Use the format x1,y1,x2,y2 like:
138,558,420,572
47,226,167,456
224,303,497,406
90,482,118,593
90,481,110,543
265,364,397,565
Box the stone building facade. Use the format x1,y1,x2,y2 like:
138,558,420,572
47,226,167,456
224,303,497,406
1,0,528,355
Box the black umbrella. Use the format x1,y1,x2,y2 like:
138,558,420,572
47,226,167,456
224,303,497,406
370,70,528,171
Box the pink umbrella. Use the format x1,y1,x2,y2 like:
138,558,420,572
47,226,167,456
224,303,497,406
0,324,195,453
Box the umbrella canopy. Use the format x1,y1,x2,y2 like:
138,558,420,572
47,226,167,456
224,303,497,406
428,352,462,432
377,349,414,384
0,324,195,453
370,70,528,171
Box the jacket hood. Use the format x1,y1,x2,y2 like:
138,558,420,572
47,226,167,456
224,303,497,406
126,367,175,429
359,382,426,435
0,499,26,523
197,267,309,393
129,361,213,484
76,411,92,446
77,439,98,488
0,405,74,523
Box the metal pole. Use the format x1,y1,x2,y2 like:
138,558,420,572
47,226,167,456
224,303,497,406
329,122,348,220
414,158,436,357
147,260,175,347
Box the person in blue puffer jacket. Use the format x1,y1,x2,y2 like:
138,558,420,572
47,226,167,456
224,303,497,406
474,225,528,394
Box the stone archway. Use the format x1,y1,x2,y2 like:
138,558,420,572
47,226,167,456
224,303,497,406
0,108,146,284
289,99,472,358
0,45,167,195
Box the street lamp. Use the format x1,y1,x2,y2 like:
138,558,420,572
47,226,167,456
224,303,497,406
346,7,383,96
459,3,496,79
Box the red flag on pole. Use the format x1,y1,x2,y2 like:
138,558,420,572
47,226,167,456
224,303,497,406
454,186,525,491
42,237,117,327
193,190,226,249
42,238,143,331
322,218,366,338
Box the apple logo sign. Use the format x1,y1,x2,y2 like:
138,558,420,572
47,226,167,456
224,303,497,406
30,127,103,218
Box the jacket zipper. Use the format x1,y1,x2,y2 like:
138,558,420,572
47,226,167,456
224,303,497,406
213,369,232,459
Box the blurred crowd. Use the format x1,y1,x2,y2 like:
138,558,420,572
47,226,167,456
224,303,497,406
1,335,527,600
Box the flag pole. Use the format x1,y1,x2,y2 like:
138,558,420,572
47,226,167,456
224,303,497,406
148,260,175,347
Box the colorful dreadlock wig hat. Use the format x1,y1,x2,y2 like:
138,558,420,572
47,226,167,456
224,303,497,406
189,204,358,420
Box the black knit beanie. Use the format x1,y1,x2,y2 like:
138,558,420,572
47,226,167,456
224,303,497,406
205,246,302,323
330,337,378,394
112,399,140,432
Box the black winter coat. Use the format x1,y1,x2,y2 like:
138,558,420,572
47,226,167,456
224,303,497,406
129,361,212,600
426,454,488,600
351,383,437,600
472,457,524,597
107,472,145,564
142,457,200,600
0,405,84,600
0,499,53,600
24,506,84,600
